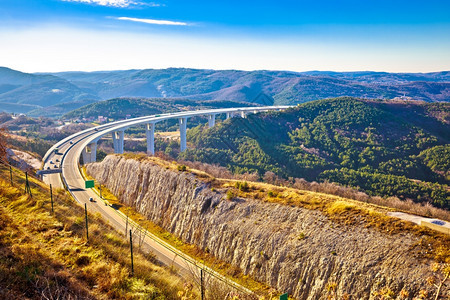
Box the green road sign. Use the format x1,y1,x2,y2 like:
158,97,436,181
280,293,288,300
85,180,95,188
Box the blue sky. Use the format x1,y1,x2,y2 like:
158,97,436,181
0,0,449,72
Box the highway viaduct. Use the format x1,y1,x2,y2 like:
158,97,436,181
78,106,290,164
40,105,290,294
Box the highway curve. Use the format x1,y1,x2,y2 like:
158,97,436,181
41,107,289,294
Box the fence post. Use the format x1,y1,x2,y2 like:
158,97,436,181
130,229,134,276
50,184,54,213
125,214,128,238
85,203,89,241
24,172,32,197
201,269,205,300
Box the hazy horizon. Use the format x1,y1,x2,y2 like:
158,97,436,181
3,65,450,75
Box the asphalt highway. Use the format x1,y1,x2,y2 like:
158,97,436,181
40,107,291,293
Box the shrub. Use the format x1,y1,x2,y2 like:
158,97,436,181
177,165,187,172
235,181,249,192
267,190,278,197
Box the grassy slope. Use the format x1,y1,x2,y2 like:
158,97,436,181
0,164,184,299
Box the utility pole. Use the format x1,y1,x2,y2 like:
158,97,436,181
85,203,89,241
130,229,134,276
50,184,54,213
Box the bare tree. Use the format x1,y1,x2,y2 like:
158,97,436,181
0,126,9,163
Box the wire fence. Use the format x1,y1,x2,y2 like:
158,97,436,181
0,157,258,299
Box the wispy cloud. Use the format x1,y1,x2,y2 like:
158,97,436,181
62,0,160,8
117,17,188,26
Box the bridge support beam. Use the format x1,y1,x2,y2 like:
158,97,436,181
113,130,124,154
146,123,155,155
207,114,216,128
240,111,247,118
179,117,187,152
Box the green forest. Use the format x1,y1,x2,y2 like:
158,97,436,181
180,97,450,209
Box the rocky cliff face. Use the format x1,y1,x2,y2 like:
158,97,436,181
87,155,441,299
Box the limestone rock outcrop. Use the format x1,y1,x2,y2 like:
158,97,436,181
87,155,442,299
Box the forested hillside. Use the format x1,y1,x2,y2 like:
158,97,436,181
181,98,450,208
62,97,254,120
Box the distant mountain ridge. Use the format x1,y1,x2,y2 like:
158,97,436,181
0,66,448,115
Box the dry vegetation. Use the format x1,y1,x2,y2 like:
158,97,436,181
217,179,450,265
179,159,450,222
0,163,186,299
108,154,450,266
84,154,450,300
81,163,273,298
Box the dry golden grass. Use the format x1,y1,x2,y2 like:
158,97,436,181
0,164,186,299
87,154,450,296
82,162,272,297
218,177,450,264
117,155,450,264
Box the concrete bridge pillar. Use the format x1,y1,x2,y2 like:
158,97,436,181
82,146,90,164
207,114,216,128
240,111,247,118
146,123,155,155
89,141,97,163
81,141,97,164
179,117,187,152
113,130,124,154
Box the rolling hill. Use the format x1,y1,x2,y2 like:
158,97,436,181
181,97,450,208
0,67,448,116
62,97,255,120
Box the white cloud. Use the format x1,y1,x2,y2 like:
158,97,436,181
117,17,188,26
62,0,155,8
